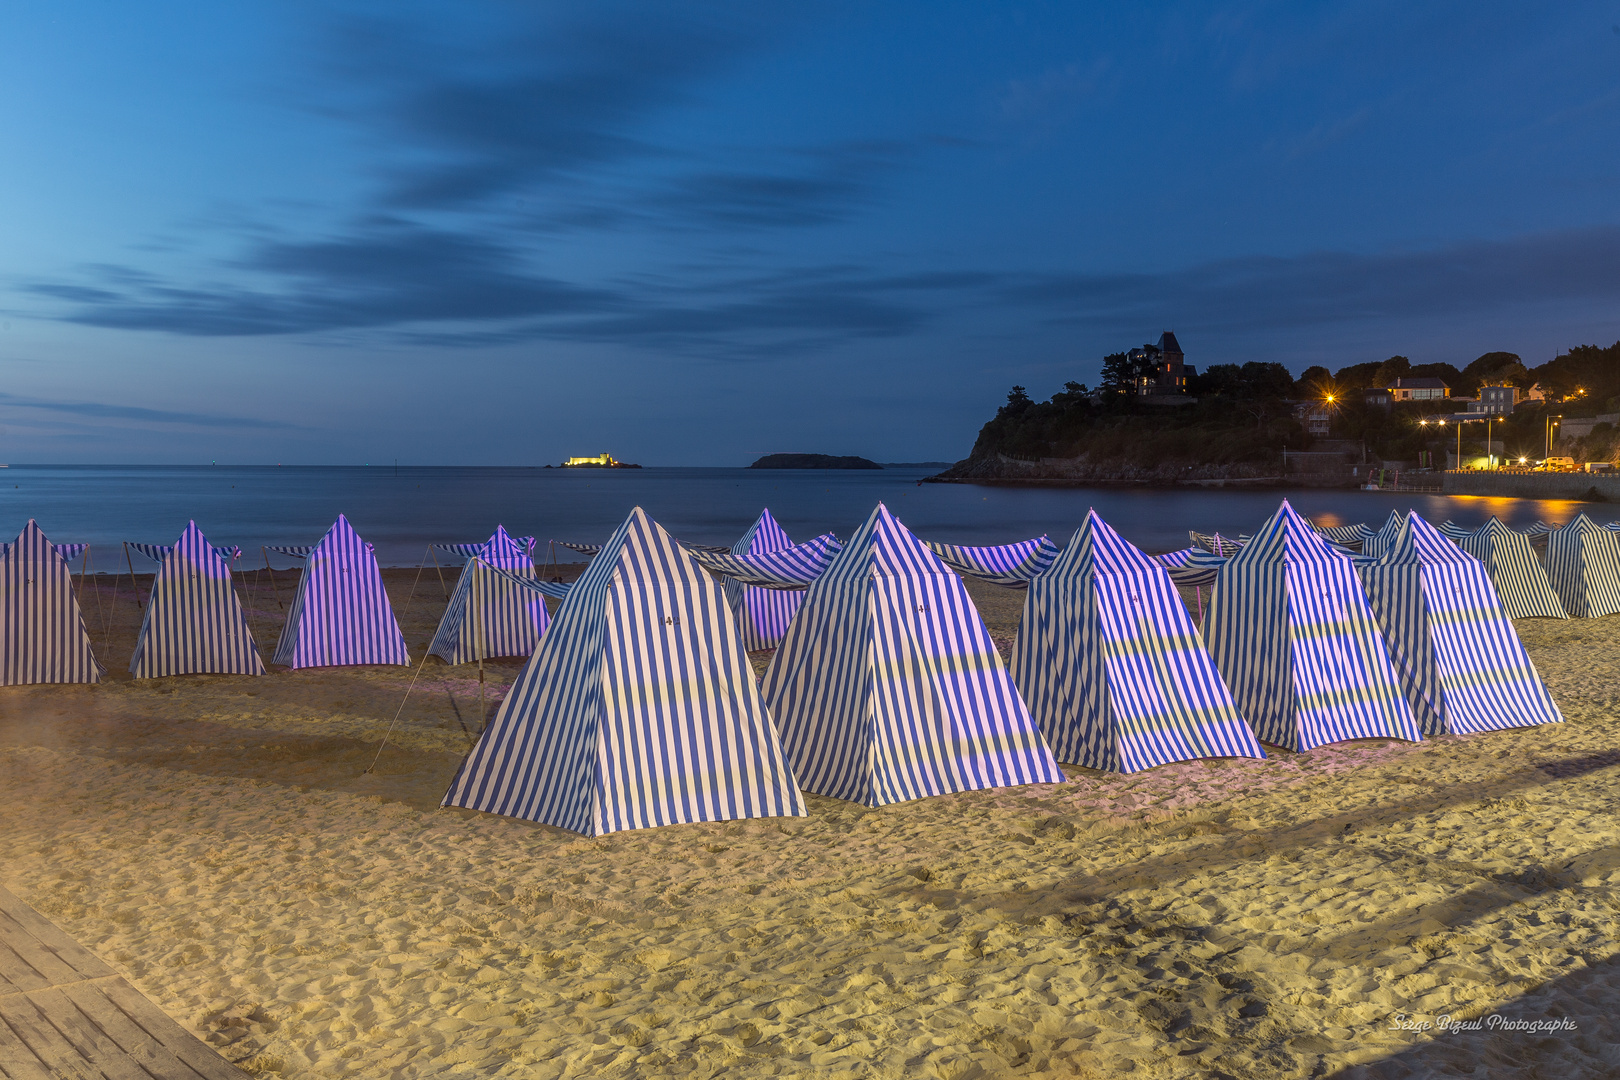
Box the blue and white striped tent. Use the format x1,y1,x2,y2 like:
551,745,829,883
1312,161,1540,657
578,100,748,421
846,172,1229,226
1437,521,1473,541
429,525,550,664
0,521,103,685
1544,513,1620,619
1356,513,1562,735
926,535,1061,588
688,532,843,588
1454,518,1567,619
1011,510,1263,772
270,515,409,669
443,506,805,836
129,521,265,678
726,508,804,651
1190,531,1242,557
1203,500,1420,751
1314,521,1375,550
762,502,1064,807
1360,510,1406,559
1156,548,1227,587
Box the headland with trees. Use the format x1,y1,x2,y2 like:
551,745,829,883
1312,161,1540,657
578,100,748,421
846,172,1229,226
927,337,1620,489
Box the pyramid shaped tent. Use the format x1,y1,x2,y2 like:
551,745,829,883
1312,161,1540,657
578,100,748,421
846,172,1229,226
1356,513,1561,735
1360,510,1406,559
762,503,1063,807
429,525,550,663
271,515,409,669
1011,510,1263,772
1544,513,1620,619
726,508,804,650
129,521,265,678
0,520,103,685
443,507,805,836
1454,518,1566,619
1203,500,1419,751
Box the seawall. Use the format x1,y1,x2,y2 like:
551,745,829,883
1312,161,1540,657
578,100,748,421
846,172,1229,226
1441,471,1619,501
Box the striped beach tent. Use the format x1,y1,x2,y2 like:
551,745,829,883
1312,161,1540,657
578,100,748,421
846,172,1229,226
1437,521,1473,541
1454,518,1567,619
443,506,805,836
1314,521,1374,551
762,503,1064,807
1203,500,1420,751
1356,513,1561,735
129,521,265,678
429,525,550,664
1544,513,1620,619
725,508,804,651
1011,510,1263,772
270,515,409,669
1155,547,1227,587
1190,531,1242,557
1360,511,1406,559
926,535,1061,588
0,520,103,685
688,532,842,588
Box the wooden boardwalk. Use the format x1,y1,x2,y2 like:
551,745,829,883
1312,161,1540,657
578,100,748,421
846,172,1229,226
0,886,239,1079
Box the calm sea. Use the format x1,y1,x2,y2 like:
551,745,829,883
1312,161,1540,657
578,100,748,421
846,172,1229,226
0,464,1597,569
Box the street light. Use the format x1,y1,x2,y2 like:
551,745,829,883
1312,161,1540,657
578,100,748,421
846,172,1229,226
1546,414,1562,460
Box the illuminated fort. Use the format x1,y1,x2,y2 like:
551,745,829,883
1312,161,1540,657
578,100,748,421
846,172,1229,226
561,452,640,468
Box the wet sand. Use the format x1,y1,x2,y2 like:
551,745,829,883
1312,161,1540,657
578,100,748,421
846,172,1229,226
0,569,1617,1077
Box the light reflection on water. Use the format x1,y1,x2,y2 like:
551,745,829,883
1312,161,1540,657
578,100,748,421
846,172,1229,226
0,465,1602,567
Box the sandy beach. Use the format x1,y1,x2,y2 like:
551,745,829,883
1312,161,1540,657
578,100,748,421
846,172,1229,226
2,568,1618,1078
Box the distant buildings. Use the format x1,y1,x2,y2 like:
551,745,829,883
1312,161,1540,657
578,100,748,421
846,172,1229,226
1479,385,1519,416
1385,377,1450,401
1133,332,1196,399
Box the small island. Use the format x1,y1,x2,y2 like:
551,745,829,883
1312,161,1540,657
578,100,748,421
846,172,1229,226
749,453,882,470
561,453,641,469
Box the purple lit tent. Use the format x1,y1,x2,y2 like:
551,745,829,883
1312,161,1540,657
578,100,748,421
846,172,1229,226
726,508,804,650
270,515,409,669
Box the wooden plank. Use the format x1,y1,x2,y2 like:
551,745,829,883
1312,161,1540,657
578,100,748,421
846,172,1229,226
0,894,114,980
0,907,91,989
94,982,242,1080
57,983,213,1080
20,988,151,1080
0,939,51,998
0,994,100,1080
0,1029,60,1080
0,889,241,1080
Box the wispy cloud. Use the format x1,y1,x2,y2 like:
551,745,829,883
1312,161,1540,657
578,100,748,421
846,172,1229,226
0,393,304,429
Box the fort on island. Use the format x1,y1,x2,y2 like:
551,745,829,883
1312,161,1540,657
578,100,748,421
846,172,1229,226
561,452,641,469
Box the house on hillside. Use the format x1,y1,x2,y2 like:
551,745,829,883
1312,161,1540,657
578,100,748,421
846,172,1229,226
1479,385,1520,416
1133,332,1197,400
1384,377,1450,402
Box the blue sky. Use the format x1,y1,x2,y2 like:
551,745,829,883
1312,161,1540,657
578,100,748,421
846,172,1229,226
3,1,1619,464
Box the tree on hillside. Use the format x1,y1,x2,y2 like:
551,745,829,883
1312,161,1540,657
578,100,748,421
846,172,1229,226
1374,355,1411,387
1529,343,1620,407
1332,361,1384,390
1407,362,1464,390
1099,351,1148,396
1458,352,1528,396
1297,365,1332,390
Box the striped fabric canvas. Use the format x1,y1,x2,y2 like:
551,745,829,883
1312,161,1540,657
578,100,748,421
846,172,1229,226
0,520,103,685
1011,510,1263,772
1156,548,1227,587
443,506,805,836
129,521,266,678
762,502,1064,808
725,508,804,651
1455,518,1567,619
1360,511,1406,559
1544,513,1620,619
925,536,1061,588
429,525,551,663
1190,532,1242,557
1357,513,1561,735
1203,500,1420,751
1314,521,1375,550
271,515,409,669
128,541,242,562
688,533,842,588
